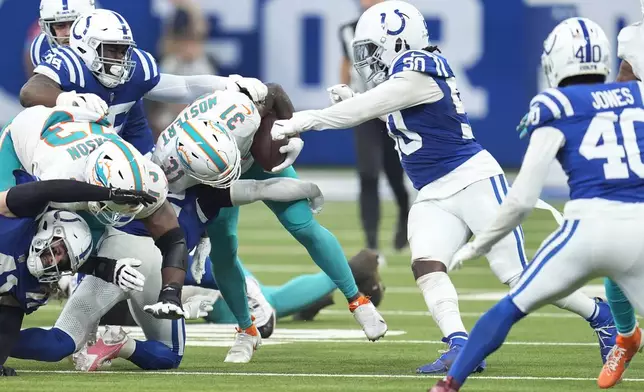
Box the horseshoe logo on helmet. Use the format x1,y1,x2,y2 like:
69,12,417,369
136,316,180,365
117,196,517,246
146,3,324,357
380,9,409,36
72,15,92,40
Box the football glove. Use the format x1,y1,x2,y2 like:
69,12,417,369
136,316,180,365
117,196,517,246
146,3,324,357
144,284,185,319
183,295,216,319
327,84,356,105
191,236,211,285
271,137,304,173
226,74,268,103
109,188,157,207
114,258,146,292
56,91,108,116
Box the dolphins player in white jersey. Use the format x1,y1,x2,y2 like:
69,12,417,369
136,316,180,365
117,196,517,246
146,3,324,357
270,0,616,373
429,17,644,392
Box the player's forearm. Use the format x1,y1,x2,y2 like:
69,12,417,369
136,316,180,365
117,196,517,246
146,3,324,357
230,178,322,206
292,72,441,131
145,74,229,104
473,128,564,252
19,74,62,107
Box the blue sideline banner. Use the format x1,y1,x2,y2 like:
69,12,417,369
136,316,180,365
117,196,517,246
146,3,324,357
0,0,640,166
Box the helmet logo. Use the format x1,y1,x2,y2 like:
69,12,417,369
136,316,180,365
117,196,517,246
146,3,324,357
380,9,409,36
72,15,92,40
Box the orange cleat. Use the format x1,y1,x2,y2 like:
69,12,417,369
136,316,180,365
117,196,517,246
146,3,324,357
598,327,644,389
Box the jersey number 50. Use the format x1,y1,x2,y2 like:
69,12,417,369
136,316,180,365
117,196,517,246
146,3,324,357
580,108,644,179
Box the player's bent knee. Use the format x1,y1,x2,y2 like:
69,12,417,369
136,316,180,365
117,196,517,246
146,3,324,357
129,340,183,370
411,258,447,280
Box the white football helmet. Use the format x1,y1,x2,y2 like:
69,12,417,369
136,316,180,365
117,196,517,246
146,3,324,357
69,9,136,88
39,0,96,47
28,210,93,283
352,0,430,85
85,140,150,226
541,18,610,88
174,119,242,188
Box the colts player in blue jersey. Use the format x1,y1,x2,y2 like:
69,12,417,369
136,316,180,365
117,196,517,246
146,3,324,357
427,18,644,391
18,8,268,320
0,171,152,376
271,0,615,374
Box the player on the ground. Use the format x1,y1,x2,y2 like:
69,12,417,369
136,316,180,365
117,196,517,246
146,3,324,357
66,118,329,368
0,171,151,376
155,88,387,348
591,5,644,387
270,0,615,373
427,17,644,391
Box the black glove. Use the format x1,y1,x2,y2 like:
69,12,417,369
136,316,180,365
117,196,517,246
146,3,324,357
158,283,183,308
0,365,17,376
109,188,157,207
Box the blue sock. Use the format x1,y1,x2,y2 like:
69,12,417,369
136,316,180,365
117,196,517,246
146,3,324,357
447,296,526,385
605,278,637,334
11,327,75,361
185,255,219,290
264,272,337,318
129,340,182,370
288,220,359,300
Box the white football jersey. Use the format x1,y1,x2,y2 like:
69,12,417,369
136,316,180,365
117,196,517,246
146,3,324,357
618,22,644,80
9,105,167,219
154,90,261,193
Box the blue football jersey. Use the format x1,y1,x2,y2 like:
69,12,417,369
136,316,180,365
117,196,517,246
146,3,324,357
29,33,51,67
524,81,644,202
33,45,159,154
386,50,483,190
0,171,50,314
119,186,228,250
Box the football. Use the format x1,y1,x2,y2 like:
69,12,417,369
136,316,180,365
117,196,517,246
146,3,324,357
250,111,289,171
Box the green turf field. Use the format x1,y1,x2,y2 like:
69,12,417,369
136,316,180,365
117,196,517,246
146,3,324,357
5,201,644,391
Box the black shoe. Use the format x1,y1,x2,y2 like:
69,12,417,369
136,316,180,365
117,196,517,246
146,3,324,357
0,365,17,376
293,293,335,321
257,312,276,339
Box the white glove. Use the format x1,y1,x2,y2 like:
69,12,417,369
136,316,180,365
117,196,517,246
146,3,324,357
143,301,185,319
271,137,304,173
308,183,324,214
449,242,486,272
191,236,211,285
114,258,146,292
182,295,216,319
226,74,268,103
327,84,356,105
56,91,108,116
271,119,303,141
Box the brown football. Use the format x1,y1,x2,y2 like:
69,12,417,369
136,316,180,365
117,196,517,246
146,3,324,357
251,111,289,171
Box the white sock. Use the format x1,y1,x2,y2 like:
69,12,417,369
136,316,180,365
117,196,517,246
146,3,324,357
416,271,467,338
118,337,137,359
506,273,596,320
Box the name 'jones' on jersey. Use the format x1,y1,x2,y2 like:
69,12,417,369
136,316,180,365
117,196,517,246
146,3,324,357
525,81,644,202
385,50,483,190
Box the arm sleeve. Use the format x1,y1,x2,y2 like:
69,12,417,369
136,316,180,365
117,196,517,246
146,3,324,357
144,73,230,104
291,71,443,131
472,127,565,252
229,178,322,206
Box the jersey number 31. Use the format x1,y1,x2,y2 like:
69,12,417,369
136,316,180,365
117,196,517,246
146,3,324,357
580,108,644,179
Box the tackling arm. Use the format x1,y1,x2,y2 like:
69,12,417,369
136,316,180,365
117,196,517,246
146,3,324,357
290,71,443,131
144,74,229,104
470,127,565,253
19,73,62,107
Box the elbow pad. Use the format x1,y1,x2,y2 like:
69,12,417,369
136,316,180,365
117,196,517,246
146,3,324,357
155,227,188,271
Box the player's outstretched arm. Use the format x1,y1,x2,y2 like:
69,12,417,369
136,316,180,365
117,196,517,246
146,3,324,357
471,127,565,254
0,179,156,218
230,178,324,213
19,73,62,108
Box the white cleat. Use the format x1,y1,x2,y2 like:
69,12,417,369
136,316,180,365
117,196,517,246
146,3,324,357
350,296,388,341
224,324,262,363
245,276,276,338
73,326,128,371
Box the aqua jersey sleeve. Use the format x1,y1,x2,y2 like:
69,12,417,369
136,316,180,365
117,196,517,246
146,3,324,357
523,88,575,136
29,33,51,67
389,50,455,79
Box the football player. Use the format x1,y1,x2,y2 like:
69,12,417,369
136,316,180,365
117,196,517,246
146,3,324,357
0,171,150,376
69,118,328,368
591,4,644,387
270,0,615,373
428,18,644,391
155,88,387,350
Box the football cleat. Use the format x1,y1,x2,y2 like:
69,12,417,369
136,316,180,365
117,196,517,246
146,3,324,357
589,298,618,364
350,295,387,341
417,337,486,375
428,376,461,392
224,324,261,363
245,276,276,338
598,327,644,389
74,326,128,371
